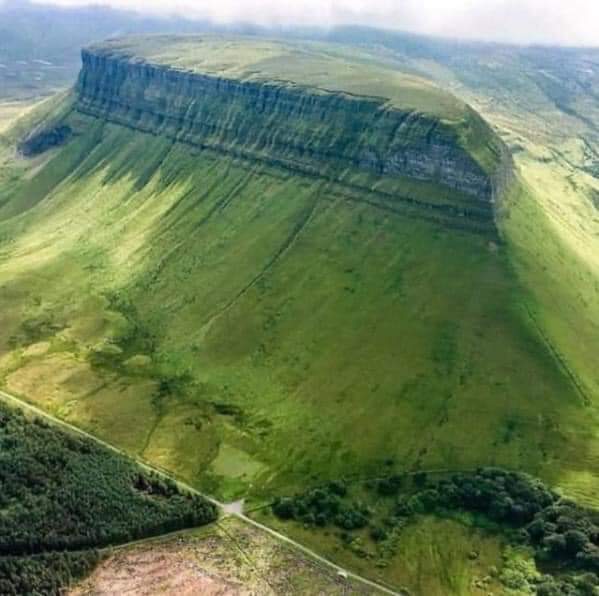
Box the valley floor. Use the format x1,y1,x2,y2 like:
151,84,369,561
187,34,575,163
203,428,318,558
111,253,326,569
0,388,398,595
1,386,512,595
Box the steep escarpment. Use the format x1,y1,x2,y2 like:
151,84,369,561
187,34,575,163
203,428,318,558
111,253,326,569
74,39,510,230
0,35,595,593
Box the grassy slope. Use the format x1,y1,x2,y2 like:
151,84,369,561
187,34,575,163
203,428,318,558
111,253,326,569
1,38,598,593
386,46,599,505
0,106,584,504
0,100,39,133
501,163,599,504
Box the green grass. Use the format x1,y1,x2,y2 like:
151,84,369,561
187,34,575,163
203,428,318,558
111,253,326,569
254,507,507,595
387,516,504,595
0,33,598,592
0,99,38,134
89,35,503,177
93,35,467,121
0,110,586,507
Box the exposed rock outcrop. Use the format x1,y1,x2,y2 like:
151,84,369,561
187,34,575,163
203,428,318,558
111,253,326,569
18,124,71,156
73,46,512,230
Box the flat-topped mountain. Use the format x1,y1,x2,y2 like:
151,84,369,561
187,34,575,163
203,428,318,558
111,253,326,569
75,35,510,230
83,35,468,117
1,32,596,593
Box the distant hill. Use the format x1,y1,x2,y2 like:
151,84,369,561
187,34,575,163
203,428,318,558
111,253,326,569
0,0,212,98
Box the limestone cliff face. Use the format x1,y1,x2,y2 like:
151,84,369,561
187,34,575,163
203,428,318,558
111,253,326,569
75,49,508,222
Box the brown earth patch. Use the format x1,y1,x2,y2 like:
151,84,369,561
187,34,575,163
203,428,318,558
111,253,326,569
71,518,378,595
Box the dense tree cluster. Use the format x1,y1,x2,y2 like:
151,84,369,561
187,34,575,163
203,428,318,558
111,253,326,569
434,468,557,525
273,467,599,594
534,572,599,596
0,551,99,596
0,404,217,554
0,402,217,593
272,480,371,530
526,499,599,570
420,468,599,576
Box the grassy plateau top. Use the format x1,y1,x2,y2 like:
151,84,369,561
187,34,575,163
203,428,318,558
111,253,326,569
86,34,469,123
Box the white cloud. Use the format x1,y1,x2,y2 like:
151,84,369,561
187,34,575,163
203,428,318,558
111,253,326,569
30,0,599,46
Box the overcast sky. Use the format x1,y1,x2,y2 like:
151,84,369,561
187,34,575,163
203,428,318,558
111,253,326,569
28,0,599,46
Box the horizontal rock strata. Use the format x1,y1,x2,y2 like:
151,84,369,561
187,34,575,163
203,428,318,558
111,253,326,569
73,48,511,230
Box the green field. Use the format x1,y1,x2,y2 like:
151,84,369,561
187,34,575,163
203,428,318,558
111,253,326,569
91,35,468,120
258,507,508,595
264,467,599,593
0,96,586,502
0,33,598,593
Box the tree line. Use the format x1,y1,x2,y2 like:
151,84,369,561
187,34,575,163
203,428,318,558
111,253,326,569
273,467,599,595
0,402,217,594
